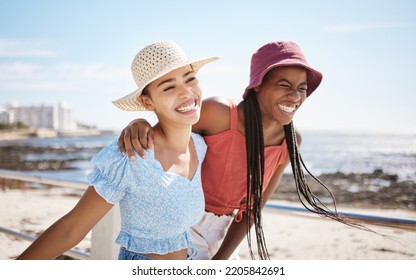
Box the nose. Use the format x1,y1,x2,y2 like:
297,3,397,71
178,85,192,98
288,89,301,101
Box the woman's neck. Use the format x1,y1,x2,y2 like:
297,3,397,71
152,123,192,152
151,123,197,180
237,103,285,146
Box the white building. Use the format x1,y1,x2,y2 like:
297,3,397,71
1,102,77,131
0,106,9,124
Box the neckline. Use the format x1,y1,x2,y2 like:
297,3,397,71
143,134,199,183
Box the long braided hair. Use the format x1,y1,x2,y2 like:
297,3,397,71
243,89,372,260
243,90,267,260
282,119,375,230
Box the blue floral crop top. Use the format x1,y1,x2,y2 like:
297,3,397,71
87,133,206,258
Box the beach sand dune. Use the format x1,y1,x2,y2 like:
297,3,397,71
1,181,415,260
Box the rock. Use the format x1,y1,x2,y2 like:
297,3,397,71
273,172,415,211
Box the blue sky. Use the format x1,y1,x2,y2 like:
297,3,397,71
1,0,415,134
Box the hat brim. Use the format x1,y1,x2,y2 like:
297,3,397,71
243,60,323,99
113,56,219,111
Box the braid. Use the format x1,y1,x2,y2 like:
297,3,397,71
243,91,269,260
242,90,376,260
283,121,376,231
241,91,377,260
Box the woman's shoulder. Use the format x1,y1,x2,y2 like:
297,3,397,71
89,140,152,182
96,140,123,155
91,140,127,165
88,140,132,195
201,96,241,110
191,132,206,147
194,97,241,135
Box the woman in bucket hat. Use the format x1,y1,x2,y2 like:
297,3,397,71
17,41,219,260
117,41,368,260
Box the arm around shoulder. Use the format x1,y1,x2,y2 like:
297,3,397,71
192,97,234,136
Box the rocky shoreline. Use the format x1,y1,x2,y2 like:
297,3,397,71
275,171,415,211
1,143,415,211
0,145,101,171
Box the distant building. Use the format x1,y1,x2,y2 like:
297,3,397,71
0,106,8,124
0,102,77,131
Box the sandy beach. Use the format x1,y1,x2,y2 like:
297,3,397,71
1,177,415,260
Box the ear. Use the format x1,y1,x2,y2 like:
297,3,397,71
254,86,260,92
138,95,154,110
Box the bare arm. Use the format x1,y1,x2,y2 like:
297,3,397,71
117,97,232,160
192,97,232,135
16,186,113,260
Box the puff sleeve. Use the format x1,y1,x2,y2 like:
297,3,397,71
87,141,130,204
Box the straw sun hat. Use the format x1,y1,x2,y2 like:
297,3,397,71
112,41,219,111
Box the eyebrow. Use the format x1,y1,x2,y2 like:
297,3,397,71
156,70,194,88
277,78,307,86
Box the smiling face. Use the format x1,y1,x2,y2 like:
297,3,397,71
254,66,308,125
139,65,202,127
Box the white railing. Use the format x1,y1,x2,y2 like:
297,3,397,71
2,170,415,260
0,169,120,260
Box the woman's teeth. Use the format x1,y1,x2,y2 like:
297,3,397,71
176,102,197,112
278,104,297,113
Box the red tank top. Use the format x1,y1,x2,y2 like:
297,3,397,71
201,100,288,221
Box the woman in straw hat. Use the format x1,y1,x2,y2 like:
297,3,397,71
17,41,219,260
117,41,369,260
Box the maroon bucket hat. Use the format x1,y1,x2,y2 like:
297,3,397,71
243,41,323,99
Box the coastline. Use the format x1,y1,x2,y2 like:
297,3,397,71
274,171,415,211
0,128,115,141
1,130,414,211
1,132,415,260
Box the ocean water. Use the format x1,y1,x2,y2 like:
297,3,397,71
1,134,119,184
298,131,416,182
3,131,416,184
301,132,416,181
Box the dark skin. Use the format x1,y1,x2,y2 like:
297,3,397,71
118,66,306,259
